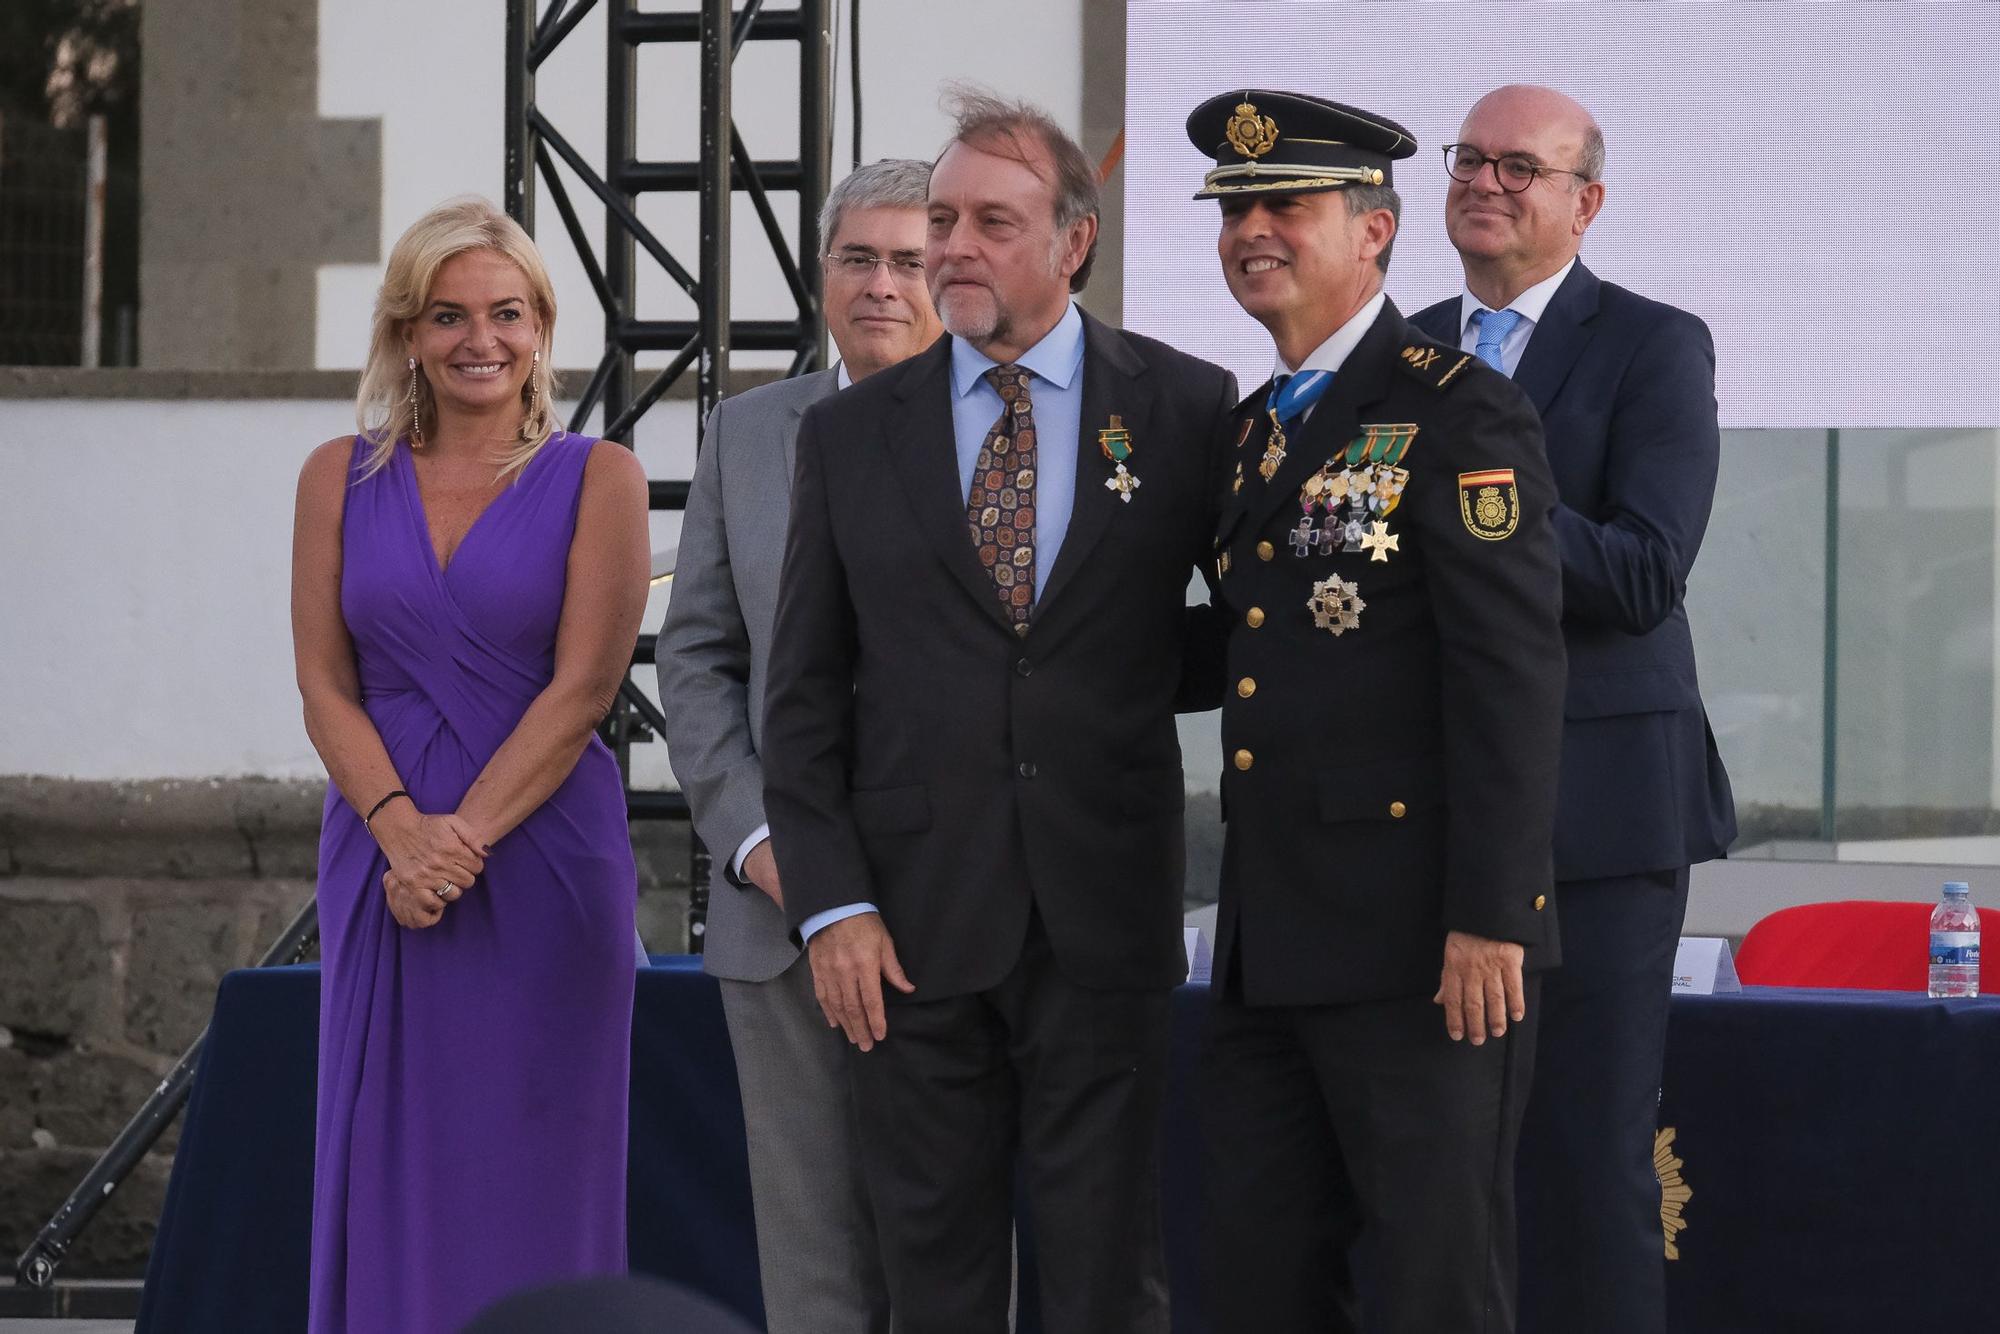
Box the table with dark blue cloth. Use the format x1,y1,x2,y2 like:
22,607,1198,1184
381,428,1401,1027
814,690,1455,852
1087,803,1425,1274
1658,986,2000,1333
135,965,2000,1333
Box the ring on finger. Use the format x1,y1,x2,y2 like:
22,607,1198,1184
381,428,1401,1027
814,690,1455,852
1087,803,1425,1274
435,882,455,902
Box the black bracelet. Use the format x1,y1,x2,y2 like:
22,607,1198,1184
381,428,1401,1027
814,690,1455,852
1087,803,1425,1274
363,789,411,830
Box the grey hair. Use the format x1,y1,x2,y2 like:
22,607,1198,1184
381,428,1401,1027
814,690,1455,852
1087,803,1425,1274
818,158,934,251
938,83,1101,292
1578,122,1606,183
1344,184,1403,274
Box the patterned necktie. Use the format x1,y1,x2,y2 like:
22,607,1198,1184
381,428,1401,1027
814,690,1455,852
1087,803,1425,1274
966,364,1038,637
1472,306,1525,373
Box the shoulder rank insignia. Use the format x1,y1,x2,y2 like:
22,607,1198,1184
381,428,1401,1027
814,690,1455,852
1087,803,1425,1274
1458,469,1520,540
1400,343,1475,391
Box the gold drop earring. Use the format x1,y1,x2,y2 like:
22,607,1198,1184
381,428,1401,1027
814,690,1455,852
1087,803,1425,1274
525,348,541,429
407,356,424,448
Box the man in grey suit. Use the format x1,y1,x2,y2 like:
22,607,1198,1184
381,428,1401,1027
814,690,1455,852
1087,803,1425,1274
657,158,943,1334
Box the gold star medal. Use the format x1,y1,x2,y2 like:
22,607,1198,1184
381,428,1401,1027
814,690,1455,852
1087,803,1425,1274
1099,415,1140,502
1306,574,1365,636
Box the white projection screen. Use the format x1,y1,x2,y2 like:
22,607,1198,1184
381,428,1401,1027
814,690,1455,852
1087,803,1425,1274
1123,1,2000,429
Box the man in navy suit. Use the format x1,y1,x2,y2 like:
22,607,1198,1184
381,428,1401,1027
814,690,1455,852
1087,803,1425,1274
1412,85,1738,1334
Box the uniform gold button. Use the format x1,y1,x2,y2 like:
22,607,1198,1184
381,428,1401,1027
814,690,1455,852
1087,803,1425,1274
1389,800,1407,819
1256,540,1275,561
1236,677,1257,699
1534,894,1548,911
1233,749,1254,771
1246,606,1266,628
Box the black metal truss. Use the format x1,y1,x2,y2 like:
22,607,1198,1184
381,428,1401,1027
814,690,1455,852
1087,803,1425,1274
505,0,832,947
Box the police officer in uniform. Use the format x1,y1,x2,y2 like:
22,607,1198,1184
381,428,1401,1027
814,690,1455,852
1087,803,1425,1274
1188,90,1567,1334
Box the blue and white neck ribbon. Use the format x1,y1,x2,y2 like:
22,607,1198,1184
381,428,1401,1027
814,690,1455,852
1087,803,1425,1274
1270,368,1335,426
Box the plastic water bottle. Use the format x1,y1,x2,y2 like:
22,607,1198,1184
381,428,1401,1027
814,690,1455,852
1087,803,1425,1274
1928,882,1980,998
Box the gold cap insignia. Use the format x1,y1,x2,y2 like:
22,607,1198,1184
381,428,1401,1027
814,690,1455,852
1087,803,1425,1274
1225,102,1279,159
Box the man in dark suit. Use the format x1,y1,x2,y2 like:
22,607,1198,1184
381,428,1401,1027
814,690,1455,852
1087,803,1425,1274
659,158,943,1334
1188,89,1567,1334
761,90,1237,1334
1411,84,1738,1334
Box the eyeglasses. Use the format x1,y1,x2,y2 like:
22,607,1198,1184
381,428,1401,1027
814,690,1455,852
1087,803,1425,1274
823,251,927,284
1442,144,1591,193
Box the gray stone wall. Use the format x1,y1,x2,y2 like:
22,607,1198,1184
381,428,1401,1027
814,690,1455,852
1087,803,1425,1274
0,777,690,1278
138,0,380,369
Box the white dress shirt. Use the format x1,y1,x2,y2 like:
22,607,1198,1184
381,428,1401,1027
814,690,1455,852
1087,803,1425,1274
1271,291,1388,420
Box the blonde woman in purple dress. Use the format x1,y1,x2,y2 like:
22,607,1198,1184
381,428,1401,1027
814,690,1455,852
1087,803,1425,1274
290,196,649,1333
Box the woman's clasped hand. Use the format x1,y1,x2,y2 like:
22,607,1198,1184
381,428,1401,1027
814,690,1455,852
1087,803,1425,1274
370,802,489,928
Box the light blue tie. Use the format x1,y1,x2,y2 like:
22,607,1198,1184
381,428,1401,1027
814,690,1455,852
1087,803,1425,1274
1270,368,1335,426
1472,307,1525,373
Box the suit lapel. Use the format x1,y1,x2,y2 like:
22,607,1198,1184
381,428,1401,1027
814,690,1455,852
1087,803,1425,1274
1512,260,1599,416
1035,310,1149,614
782,367,840,484
1243,301,1403,533
1410,297,1462,346
882,339,1014,631
1216,378,1274,545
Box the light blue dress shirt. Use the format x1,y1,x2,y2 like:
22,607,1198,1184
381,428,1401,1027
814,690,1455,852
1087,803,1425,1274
798,303,1089,944
1455,257,1575,378
947,300,1086,597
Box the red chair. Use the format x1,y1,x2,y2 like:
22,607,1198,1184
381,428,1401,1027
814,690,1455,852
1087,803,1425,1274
1734,899,2000,992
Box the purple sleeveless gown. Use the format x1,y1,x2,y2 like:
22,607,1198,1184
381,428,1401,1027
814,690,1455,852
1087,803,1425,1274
308,432,635,1334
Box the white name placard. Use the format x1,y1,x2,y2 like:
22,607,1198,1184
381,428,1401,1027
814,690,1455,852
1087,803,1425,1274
1672,937,1743,995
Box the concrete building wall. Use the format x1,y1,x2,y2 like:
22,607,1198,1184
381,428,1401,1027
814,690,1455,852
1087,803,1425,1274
0,388,698,780
139,0,380,369
137,1,1102,372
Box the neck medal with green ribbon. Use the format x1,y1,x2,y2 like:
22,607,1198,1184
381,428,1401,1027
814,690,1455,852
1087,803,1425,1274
1099,414,1140,504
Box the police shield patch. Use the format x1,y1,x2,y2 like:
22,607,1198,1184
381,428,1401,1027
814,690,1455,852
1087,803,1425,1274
1458,469,1519,540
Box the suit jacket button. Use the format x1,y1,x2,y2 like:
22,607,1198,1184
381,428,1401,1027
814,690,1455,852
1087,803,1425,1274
1233,749,1254,771
1388,800,1407,818
1246,606,1265,628
1256,540,1275,561
1015,657,1033,677
1534,894,1548,911
1018,761,1037,779
1236,677,1257,698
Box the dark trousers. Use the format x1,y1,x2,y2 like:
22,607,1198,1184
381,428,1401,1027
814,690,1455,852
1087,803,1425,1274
1517,866,1690,1334
1200,980,1540,1334
845,916,1173,1334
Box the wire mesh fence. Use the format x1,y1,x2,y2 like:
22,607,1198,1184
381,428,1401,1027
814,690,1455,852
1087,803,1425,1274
0,112,97,365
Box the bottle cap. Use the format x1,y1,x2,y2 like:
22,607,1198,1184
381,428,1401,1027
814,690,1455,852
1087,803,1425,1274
1944,881,1971,895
